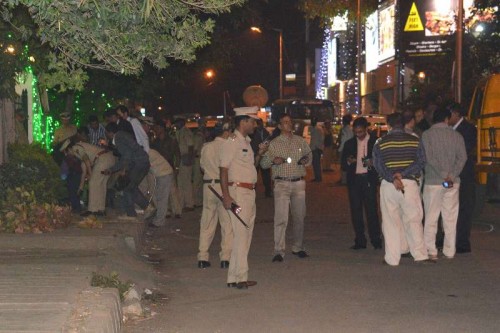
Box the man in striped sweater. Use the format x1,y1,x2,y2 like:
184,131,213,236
373,112,431,266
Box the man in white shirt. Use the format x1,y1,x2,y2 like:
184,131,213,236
116,105,150,152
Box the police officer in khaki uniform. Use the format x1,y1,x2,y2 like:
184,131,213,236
220,107,267,290
197,122,233,269
68,140,116,216
174,118,195,211
54,112,77,145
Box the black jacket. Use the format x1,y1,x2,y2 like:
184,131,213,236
456,119,477,182
341,133,379,185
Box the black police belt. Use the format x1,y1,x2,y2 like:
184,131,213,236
203,179,220,184
275,176,304,182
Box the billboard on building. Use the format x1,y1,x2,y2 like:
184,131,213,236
400,0,458,58
378,3,396,63
327,38,337,86
365,11,379,72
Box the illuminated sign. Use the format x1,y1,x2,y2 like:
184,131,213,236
365,11,379,72
327,38,337,86
331,12,348,31
378,3,396,63
400,0,458,58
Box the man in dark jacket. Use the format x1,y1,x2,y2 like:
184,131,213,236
341,117,382,250
448,103,477,253
103,123,152,218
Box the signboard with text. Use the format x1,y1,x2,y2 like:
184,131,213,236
327,38,337,86
400,0,458,59
378,3,396,63
365,11,379,72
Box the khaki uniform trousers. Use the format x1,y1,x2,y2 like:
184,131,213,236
88,153,115,212
192,158,204,207
423,184,460,258
168,173,182,216
227,186,256,284
178,165,194,209
273,179,306,256
380,179,428,266
197,183,233,261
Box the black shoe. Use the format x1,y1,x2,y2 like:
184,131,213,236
147,222,161,228
236,281,257,289
80,211,93,217
292,250,309,258
373,244,383,250
272,254,284,262
174,214,181,219
95,210,106,217
350,244,367,250
227,282,237,288
456,247,471,254
401,252,413,258
415,259,437,264
184,207,195,212
198,260,211,269
220,261,229,269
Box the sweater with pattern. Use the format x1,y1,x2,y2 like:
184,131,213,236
373,128,426,183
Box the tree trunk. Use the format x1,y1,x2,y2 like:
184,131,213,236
0,99,16,164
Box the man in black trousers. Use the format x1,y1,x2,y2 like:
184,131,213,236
448,103,477,253
341,117,382,250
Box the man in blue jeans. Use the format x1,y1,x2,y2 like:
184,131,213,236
103,122,154,219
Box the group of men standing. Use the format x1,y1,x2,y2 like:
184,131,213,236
197,107,313,290
341,105,474,266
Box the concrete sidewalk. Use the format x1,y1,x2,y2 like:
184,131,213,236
0,215,150,333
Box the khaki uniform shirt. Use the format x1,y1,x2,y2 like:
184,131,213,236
200,137,226,180
53,124,77,144
219,130,257,184
193,130,205,157
71,142,104,166
148,149,173,178
176,126,194,155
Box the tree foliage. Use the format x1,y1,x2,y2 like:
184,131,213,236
0,0,245,92
298,0,378,21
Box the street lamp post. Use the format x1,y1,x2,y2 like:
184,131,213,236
251,26,283,100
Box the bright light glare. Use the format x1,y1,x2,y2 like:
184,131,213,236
475,24,484,33
204,69,215,79
435,0,452,13
250,27,262,33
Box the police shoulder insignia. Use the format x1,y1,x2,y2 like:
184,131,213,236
229,134,237,141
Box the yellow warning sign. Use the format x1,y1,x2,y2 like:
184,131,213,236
404,2,424,32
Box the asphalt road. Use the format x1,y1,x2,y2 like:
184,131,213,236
124,168,500,333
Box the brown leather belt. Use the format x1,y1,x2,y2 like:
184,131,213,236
228,182,256,190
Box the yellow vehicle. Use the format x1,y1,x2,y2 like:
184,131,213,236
468,73,500,184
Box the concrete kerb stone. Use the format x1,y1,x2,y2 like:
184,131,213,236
0,217,149,332
64,287,122,333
